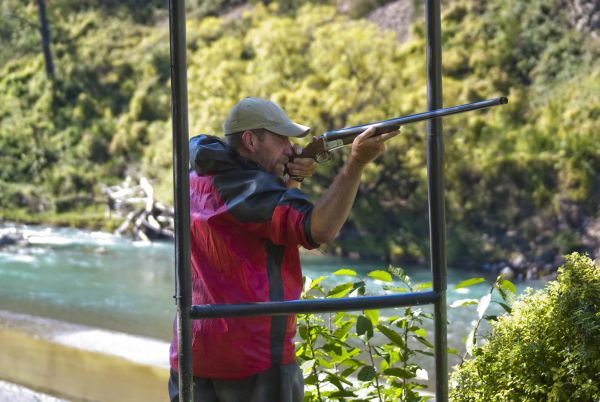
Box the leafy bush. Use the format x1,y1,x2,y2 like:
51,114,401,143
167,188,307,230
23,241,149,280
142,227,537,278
450,253,600,401
297,267,434,401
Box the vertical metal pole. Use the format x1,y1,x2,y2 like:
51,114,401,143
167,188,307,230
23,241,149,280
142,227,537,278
168,0,193,401
425,0,448,400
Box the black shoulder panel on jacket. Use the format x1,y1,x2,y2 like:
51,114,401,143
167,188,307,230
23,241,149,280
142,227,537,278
190,134,314,224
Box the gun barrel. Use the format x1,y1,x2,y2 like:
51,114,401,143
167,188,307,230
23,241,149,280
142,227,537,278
323,97,508,141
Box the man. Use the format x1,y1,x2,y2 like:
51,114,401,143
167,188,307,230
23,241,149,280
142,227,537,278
169,97,398,401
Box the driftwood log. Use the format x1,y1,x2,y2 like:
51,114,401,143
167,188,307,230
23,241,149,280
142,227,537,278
101,177,174,241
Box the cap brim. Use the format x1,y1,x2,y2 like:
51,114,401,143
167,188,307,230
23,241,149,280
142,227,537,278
265,122,311,138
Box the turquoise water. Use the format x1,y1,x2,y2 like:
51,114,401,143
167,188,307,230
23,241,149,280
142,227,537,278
0,224,550,358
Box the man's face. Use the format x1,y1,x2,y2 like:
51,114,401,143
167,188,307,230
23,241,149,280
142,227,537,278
251,130,293,176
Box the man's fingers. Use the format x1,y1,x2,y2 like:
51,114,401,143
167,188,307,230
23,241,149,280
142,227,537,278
379,129,400,142
287,157,316,178
357,127,400,143
356,126,377,140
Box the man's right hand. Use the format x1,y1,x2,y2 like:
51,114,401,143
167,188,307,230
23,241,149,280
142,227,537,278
310,126,400,244
349,126,400,166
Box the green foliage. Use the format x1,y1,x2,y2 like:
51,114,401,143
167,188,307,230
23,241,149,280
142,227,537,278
297,267,433,401
1,0,599,267
451,275,517,361
50,0,167,24
0,2,41,66
450,253,600,401
0,1,170,213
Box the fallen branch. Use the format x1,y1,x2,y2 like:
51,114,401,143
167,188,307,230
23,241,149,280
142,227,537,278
101,177,174,241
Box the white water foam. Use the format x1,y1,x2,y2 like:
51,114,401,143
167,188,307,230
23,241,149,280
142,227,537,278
53,329,169,368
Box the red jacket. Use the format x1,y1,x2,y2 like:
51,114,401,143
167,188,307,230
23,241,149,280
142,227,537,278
170,135,318,379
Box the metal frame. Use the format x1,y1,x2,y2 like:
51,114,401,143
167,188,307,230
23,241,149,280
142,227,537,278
167,0,448,400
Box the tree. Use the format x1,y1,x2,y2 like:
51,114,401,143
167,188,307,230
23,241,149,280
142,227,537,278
36,0,54,80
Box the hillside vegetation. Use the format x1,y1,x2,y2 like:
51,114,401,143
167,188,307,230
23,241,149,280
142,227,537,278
1,0,598,274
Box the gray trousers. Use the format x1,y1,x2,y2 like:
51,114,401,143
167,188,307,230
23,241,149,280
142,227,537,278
168,363,304,402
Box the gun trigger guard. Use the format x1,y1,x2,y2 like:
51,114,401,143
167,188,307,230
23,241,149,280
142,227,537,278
315,152,332,163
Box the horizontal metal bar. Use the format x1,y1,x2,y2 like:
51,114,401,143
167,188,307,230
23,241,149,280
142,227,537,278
190,291,439,319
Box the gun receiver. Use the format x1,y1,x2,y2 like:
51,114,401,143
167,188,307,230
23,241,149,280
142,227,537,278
299,97,508,163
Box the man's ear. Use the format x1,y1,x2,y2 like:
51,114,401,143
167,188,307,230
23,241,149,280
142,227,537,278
241,130,256,152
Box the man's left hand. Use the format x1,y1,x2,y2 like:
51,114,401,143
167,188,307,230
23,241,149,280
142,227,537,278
285,144,317,188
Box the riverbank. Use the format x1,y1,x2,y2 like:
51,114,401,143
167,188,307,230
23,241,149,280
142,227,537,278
0,208,120,234
0,310,169,402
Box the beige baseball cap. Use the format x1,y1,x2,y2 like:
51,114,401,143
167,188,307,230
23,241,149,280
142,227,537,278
223,97,310,137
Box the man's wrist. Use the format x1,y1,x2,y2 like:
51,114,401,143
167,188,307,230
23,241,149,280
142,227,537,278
346,156,369,171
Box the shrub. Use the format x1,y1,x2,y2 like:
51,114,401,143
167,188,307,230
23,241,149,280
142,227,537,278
450,253,600,401
297,267,434,401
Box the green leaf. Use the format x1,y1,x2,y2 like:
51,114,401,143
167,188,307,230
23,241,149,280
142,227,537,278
327,282,354,298
356,315,374,339
376,324,406,348
415,336,434,348
322,343,343,357
307,275,327,291
351,280,366,296
414,282,432,291
413,328,427,337
450,298,479,308
383,367,416,379
300,359,315,372
454,277,486,289
315,357,333,369
333,268,357,276
357,366,377,381
496,301,512,313
325,370,354,387
379,357,390,372
364,309,379,326
298,325,308,340
477,293,492,319
304,371,318,385
416,368,429,381
499,279,517,295
368,270,393,282
465,327,476,357
328,390,357,398
332,320,354,339
383,285,408,292
325,373,345,391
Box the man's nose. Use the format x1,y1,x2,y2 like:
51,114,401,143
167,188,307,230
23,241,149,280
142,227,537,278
283,143,294,157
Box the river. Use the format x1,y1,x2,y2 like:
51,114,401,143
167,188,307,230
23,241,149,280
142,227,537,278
0,223,551,373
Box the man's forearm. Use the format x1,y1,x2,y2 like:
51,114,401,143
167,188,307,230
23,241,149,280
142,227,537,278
308,125,396,244
310,159,365,244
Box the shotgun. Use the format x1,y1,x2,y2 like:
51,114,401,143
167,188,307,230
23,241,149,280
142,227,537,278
296,97,508,164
